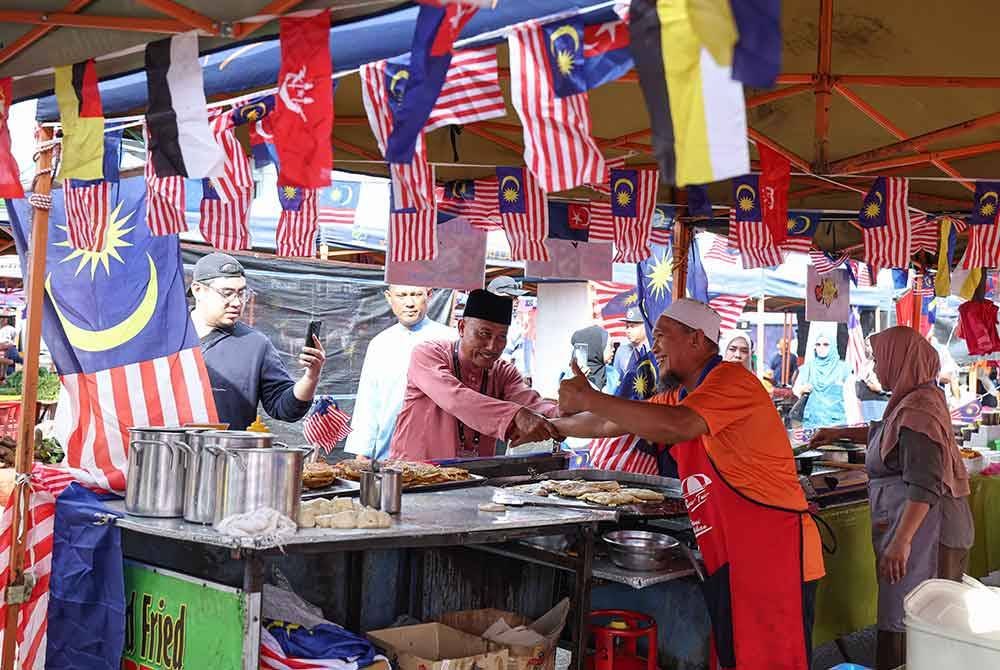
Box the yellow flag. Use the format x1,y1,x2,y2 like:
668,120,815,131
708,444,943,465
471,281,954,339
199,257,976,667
686,0,739,67
55,61,104,181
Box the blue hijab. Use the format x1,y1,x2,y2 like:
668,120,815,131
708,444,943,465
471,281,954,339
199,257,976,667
803,335,850,428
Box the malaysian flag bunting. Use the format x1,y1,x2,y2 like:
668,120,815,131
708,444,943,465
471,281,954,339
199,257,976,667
962,181,1000,269
425,47,506,131
360,60,435,211
845,308,866,376
276,185,319,258
231,95,278,169
54,59,105,181
858,176,911,269
909,213,936,255
303,396,352,451
650,205,674,246
781,211,820,254
143,126,186,236
590,281,636,340
508,20,607,192
809,249,850,274
9,176,217,494
586,155,629,198
951,400,983,424
709,295,749,331
389,164,438,263
610,168,659,263
705,233,740,265
0,78,23,198
199,112,253,251
846,260,876,288
63,179,112,252
731,175,784,269
497,167,549,262
318,181,361,227
587,200,615,243
436,177,499,229
589,435,659,475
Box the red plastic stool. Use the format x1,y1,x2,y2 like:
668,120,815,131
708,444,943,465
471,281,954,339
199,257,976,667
586,610,657,670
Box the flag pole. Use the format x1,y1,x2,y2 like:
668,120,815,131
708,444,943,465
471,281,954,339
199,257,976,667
672,189,690,298
911,270,922,331
2,127,54,670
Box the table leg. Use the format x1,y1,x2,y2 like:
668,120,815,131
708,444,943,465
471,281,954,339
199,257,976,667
241,552,264,670
345,551,364,632
572,524,595,670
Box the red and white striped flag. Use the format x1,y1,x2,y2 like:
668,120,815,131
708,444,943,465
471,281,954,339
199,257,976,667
909,212,936,255
705,234,740,265
143,127,187,236
859,177,911,269
425,47,506,131
63,179,111,251
809,249,850,274
845,308,866,376
436,177,500,230
276,187,319,258
507,21,606,193
389,206,439,263
302,397,352,452
590,280,634,339
708,295,749,331
589,434,659,475
360,61,436,211
847,259,876,287
962,222,1000,269
53,348,217,493
199,113,253,251
587,155,629,197
260,627,370,670
731,209,784,269
611,168,659,263
587,200,615,243
497,167,549,262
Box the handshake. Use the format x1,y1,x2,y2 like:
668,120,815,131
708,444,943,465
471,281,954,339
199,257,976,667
508,360,599,447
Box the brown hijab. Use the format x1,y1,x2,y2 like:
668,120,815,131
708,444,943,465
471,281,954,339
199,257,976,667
870,327,970,498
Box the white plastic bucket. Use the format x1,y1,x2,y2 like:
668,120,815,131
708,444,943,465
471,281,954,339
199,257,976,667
904,578,1000,669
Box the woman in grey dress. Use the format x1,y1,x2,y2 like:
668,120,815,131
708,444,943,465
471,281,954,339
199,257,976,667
810,326,973,670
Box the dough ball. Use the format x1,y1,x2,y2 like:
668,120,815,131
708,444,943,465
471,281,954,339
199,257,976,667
297,509,317,528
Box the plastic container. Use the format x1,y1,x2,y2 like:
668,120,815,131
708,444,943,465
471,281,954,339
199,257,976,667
904,578,1000,670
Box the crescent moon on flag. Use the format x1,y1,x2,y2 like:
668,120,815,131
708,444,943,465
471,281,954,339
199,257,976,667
788,214,812,235
613,178,635,195
980,191,998,206
735,184,756,203
45,254,159,352
389,69,410,97
254,119,273,141
874,190,884,204
549,25,581,55
329,184,353,207
500,175,521,195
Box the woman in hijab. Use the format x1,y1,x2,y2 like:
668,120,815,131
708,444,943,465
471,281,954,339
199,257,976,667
720,331,753,371
793,333,850,429
563,326,618,394
809,327,973,670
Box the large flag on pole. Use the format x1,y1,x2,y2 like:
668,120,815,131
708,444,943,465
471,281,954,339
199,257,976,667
8,176,218,493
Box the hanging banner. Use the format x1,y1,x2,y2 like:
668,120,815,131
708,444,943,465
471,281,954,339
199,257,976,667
526,240,612,281
805,266,850,323
385,217,487,290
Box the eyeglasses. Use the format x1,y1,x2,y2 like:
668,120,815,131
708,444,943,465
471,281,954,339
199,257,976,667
198,283,254,304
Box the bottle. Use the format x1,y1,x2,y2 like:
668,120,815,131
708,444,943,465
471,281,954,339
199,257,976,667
247,415,269,433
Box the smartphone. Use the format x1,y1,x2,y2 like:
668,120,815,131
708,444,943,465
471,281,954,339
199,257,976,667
305,320,322,349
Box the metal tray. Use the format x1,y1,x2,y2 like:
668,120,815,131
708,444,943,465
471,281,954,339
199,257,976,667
301,473,485,500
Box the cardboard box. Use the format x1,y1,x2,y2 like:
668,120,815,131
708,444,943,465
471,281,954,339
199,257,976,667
437,600,569,670
367,623,509,670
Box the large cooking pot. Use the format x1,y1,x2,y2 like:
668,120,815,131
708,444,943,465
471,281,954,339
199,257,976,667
213,446,309,524
124,427,193,517
183,430,274,524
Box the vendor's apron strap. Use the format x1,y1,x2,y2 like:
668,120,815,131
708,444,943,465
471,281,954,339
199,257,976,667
451,341,490,456
811,510,838,555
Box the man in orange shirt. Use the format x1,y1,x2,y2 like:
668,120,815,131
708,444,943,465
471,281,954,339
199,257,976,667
557,299,824,670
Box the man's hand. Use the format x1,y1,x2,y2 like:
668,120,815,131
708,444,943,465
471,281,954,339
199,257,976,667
808,428,841,449
508,408,562,447
558,360,597,415
300,334,327,380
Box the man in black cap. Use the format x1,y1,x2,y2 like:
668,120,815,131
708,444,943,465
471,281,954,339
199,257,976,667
189,252,326,430
388,289,560,461
613,306,649,377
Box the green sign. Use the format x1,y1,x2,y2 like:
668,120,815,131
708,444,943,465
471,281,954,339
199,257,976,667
122,560,253,670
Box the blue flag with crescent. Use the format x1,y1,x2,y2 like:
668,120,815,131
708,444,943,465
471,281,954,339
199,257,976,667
7,175,198,375
610,168,639,219
970,181,1000,226
545,18,633,98
786,211,820,240
497,167,527,214
858,177,890,229
732,175,762,222
319,180,361,210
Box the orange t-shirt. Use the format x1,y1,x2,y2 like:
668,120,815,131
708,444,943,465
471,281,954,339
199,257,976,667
652,361,825,582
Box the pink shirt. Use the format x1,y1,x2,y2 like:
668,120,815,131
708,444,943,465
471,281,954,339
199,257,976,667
389,340,558,462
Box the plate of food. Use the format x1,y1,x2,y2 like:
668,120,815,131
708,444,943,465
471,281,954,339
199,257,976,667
303,459,484,498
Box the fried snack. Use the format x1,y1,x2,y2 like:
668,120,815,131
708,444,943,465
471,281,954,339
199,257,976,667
579,491,642,506
332,459,472,489
302,462,338,490
619,488,666,502
960,448,982,459
552,480,620,498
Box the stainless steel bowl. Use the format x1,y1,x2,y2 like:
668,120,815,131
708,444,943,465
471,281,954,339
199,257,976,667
603,530,680,572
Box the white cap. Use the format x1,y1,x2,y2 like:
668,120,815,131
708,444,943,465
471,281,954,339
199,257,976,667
487,275,527,297
660,298,722,344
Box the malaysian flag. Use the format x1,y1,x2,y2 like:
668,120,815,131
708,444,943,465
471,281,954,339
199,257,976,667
199,113,253,251
317,181,361,227
276,186,319,258
497,167,549,261
436,177,499,229
962,181,1000,269
847,259,876,287
360,60,435,211
909,212,937,255
589,435,659,475
590,281,636,339
846,308,866,376
63,179,111,252
809,249,850,274
781,211,820,254
425,47,506,131
143,126,186,236
508,20,607,192
390,165,438,263
302,396,352,452
261,622,385,670
730,198,784,269
586,155,629,197
588,200,615,243
650,205,674,246
610,168,659,263
858,176,911,269
951,400,983,424
708,295,749,331
9,176,217,494
705,233,740,265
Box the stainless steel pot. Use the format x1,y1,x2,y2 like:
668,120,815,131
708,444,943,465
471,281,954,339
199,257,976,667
124,427,193,517
183,430,275,524
213,445,307,524
603,530,680,572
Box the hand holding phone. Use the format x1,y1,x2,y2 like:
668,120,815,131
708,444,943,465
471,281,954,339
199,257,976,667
305,320,322,349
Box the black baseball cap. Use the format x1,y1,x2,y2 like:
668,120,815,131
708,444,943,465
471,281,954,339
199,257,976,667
192,253,245,283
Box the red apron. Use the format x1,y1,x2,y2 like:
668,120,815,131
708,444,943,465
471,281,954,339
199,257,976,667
671,437,808,669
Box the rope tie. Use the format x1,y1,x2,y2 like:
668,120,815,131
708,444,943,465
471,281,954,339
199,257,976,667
27,193,52,211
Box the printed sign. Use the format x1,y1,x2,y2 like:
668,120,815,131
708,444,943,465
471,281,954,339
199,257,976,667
386,217,487,290
805,265,850,323
122,561,254,670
